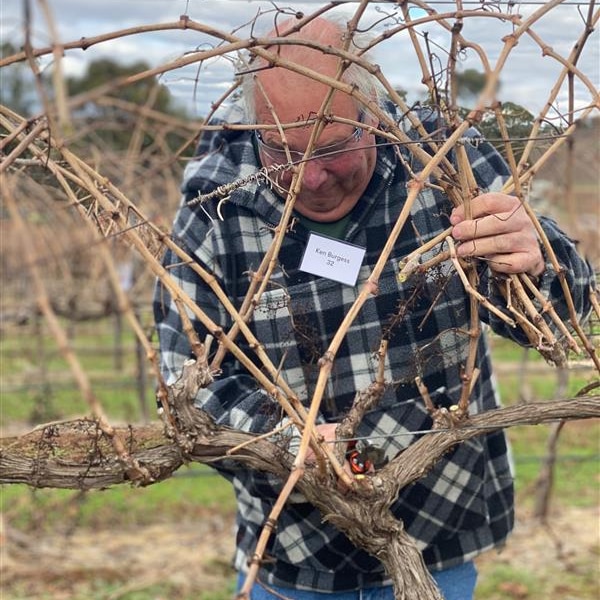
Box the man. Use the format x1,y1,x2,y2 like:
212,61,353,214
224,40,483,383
154,16,593,600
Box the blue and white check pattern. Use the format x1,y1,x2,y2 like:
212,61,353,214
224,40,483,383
154,102,594,591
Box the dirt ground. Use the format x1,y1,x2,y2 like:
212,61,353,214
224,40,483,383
1,504,598,600
1,508,235,599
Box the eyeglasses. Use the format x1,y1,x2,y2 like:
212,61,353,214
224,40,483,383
255,112,365,165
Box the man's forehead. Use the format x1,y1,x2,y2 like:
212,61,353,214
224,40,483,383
254,37,352,118
255,77,356,125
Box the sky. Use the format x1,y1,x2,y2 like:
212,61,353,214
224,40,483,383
2,0,598,121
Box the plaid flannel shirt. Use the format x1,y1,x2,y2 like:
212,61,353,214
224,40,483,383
154,102,594,591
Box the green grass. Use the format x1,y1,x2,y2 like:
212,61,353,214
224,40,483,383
1,317,153,424
200,579,238,600
1,464,236,532
495,367,595,404
476,560,600,600
490,336,599,509
0,380,146,425
510,429,599,508
4,580,238,600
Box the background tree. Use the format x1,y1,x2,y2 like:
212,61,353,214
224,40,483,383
0,42,37,115
455,67,487,99
67,58,174,111
66,57,186,152
455,69,543,163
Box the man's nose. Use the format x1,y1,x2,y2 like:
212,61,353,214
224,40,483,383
299,160,328,190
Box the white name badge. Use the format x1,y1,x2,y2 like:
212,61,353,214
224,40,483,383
299,232,366,286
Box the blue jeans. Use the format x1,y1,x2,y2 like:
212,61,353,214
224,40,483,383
237,561,477,600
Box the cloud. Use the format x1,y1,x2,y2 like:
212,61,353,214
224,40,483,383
2,0,598,118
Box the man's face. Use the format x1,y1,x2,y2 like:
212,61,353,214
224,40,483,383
256,112,377,222
254,65,377,223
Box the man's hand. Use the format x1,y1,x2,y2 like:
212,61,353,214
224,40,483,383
305,423,338,462
450,193,545,277
306,423,364,481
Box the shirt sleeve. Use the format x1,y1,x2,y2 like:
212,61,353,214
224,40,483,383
153,203,284,436
480,215,596,347
461,129,596,344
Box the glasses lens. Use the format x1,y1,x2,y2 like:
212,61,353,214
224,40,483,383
312,127,363,161
256,113,364,164
256,135,299,163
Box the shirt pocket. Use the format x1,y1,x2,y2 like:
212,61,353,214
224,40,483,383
371,252,472,383
246,287,309,401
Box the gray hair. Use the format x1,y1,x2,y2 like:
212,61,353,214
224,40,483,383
237,14,384,123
